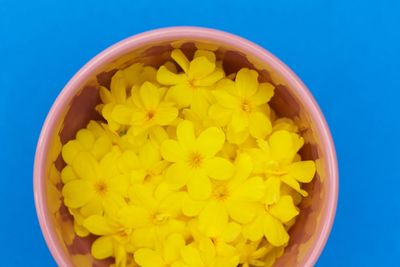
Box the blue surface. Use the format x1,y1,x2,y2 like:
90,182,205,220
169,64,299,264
1,0,399,266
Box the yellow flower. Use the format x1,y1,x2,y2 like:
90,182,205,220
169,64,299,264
176,238,239,267
134,233,186,267
161,120,234,200
209,68,274,144
127,184,186,249
157,49,224,117
242,195,299,246
236,240,270,267
248,130,316,198
194,154,264,237
62,148,129,217
61,121,113,168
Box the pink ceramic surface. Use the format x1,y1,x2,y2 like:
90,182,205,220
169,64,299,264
34,27,338,267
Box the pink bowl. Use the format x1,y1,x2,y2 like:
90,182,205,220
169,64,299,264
34,27,338,267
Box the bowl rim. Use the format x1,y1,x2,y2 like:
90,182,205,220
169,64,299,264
33,26,338,267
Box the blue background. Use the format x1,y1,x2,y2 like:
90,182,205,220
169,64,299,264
1,0,399,266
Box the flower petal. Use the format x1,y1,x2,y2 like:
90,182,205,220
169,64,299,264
177,120,196,149
80,198,103,217
117,205,150,228
221,222,241,243
134,248,165,267
281,174,308,197
163,233,186,263
264,176,281,205
182,193,206,217
62,140,83,165
194,68,224,87
195,127,225,158
111,105,134,125
165,162,190,190
187,171,212,200
76,129,95,150
252,82,275,105
269,195,299,223
181,245,204,266
231,176,264,201
263,212,289,246
226,200,258,224
212,87,239,109
140,81,160,109
208,104,232,126
198,201,228,237
166,84,193,107
83,215,115,235
269,130,293,161
62,180,93,208
110,71,127,103
154,103,178,126
161,139,185,162
235,68,259,98
287,161,316,183
157,66,187,85
233,153,253,182
204,157,234,180
191,91,210,118
188,57,215,80
230,111,249,133
171,49,190,73
249,111,272,139
91,236,114,260
242,215,264,241
194,49,216,62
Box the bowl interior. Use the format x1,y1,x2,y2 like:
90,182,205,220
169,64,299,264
38,32,334,267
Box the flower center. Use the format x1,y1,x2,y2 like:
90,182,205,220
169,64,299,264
213,184,229,201
150,212,170,225
146,110,156,120
187,151,203,168
94,181,108,196
241,100,252,113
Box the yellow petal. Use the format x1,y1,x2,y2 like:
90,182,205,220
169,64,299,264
182,193,206,217
61,165,77,184
199,201,228,237
226,200,258,224
110,71,127,103
230,111,249,132
165,162,190,190
80,198,103,217
91,236,114,259
118,150,140,173
111,105,134,125
181,245,204,266
195,127,225,158
76,129,95,150
187,171,212,200
99,86,113,104
135,248,165,267
269,195,299,223
287,161,316,183
171,49,190,73
188,57,215,80
235,68,259,98
226,124,249,145
194,49,216,63
249,112,272,139
191,91,210,118
204,157,234,180
198,238,216,263
140,81,160,109
161,139,185,162
163,233,186,263
117,205,150,228
166,84,193,107
62,140,83,165
264,176,281,205
281,175,308,197
221,222,241,242
208,104,232,126
194,68,224,87
231,176,264,201
157,66,187,86
233,153,253,182
83,215,115,235
252,82,274,105
154,103,178,126
263,212,289,246
148,125,169,148
62,180,93,208
177,120,196,149
122,62,144,87
242,215,264,241
73,220,89,237
269,130,293,161
91,135,112,160
115,244,127,267
212,87,239,109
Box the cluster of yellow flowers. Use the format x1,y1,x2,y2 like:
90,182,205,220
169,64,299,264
61,48,316,267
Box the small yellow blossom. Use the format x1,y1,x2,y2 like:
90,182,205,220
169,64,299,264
161,120,234,200
209,68,274,144
157,49,224,117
